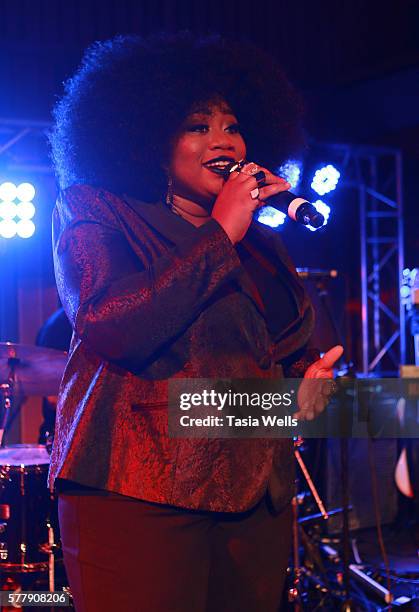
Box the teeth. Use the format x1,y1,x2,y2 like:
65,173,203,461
205,161,231,168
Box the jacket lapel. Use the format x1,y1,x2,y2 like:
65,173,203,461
246,221,307,316
122,195,197,245
121,195,307,324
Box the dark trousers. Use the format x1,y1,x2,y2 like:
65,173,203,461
58,492,292,612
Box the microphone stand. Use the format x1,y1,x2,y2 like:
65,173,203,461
288,437,330,610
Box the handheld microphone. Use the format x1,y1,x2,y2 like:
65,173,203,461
265,192,324,228
225,161,325,229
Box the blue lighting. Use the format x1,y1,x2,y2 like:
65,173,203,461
16,201,35,220
257,205,286,228
0,182,17,201
311,164,340,195
400,285,410,299
16,182,36,202
0,181,36,238
0,200,18,219
277,159,302,190
306,200,331,232
16,219,35,238
0,219,17,238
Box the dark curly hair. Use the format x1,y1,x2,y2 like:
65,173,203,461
50,32,305,202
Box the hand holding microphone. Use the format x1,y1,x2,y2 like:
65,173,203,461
211,161,291,244
226,160,325,229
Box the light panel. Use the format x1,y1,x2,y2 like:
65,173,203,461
277,160,302,190
257,206,286,228
0,181,36,238
311,164,340,196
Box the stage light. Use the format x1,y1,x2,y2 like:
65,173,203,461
306,200,331,232
400,285,410,299
0,219,17,238
0,182,17,201
311,164,340,195
16,182,35,202
16,201,35,220
0,179,36,238
257,206,286,228
277,160,302,189
0,200,18,219
16,219,35,238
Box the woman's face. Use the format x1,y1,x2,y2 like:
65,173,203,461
169,102,246,209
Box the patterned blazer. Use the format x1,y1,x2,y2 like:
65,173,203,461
49,184,316,512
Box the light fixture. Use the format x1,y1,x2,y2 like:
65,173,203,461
257,206,286,228
277,159,302,190
0,181,36,238
311,164,340,196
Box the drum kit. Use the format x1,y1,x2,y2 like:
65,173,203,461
0,342,67,595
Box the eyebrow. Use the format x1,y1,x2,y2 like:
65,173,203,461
188,108,237,117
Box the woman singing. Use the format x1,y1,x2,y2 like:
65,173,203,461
49,33,342,611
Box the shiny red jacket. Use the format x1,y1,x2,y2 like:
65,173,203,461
49,184,315,512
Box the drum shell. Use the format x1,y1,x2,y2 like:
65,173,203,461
0,445,59,571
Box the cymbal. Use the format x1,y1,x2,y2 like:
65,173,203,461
0,342,67,397
0,444,50,466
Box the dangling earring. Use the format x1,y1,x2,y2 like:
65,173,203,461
166,175,174,208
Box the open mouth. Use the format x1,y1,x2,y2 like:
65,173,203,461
203,156,236,176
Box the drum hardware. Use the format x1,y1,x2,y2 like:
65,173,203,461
288,432,384,610
0,445,60,574
288,436,334,610
0,343,68,596
287,437,418,609
0,343,67,399
0,343,67,453
0,382,13,448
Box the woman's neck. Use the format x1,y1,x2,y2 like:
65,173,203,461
170,194,211,227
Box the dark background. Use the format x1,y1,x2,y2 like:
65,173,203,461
1,0,417,149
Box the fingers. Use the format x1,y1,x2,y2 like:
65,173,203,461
295,377,336,421
230,163,289,188
318,345,344,370
258,182,290,200
230,174,289,204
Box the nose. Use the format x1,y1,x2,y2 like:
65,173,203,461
208,128,235,152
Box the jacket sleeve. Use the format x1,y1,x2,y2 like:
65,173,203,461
53,185,242,369
282,346,321,377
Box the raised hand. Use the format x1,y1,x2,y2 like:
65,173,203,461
294,345,344,421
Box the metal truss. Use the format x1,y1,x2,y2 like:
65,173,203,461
314,142,405,375
0,117,53,174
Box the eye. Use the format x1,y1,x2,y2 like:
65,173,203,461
226,123,241,134
186,124,208,133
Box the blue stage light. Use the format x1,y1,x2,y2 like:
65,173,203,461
0,182,17,201
0,200,18,219
0,219,18,238
16,182,36,202
277,160,302,190
0,180,36,238
257,206,286,228
306,200,331,232
311,164,340,195
16,219,35,238
400,285,410,299
16,201,35,220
